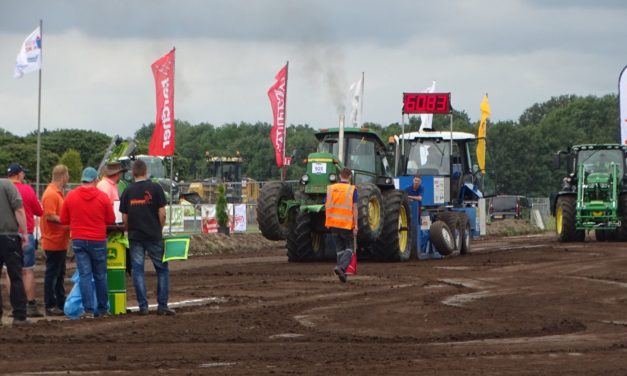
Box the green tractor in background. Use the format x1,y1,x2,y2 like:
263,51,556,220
257,127,412,262
551,144,627,241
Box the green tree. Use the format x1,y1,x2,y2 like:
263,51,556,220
59,149,84,183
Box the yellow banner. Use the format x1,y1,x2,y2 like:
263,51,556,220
476,95,491,174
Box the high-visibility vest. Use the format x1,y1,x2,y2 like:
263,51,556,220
325,183,356,230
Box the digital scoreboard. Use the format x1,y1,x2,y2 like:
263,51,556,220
402,92,451,114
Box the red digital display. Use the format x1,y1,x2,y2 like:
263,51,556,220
402,92,451,114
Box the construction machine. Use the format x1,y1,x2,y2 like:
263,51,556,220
99,136,180,202
551,144,627,241
258,127,411,262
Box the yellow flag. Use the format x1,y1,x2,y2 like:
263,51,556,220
476,94,491,174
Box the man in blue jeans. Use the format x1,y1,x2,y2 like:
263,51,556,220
60,167,116,318
119,159,174,316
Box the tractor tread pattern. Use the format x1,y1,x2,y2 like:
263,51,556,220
356,183,384,245
556,196,584,242
287,212,318,262
372,190,412,262
430,220,455,255
257,182,294,241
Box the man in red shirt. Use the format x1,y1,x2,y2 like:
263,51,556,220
60,167,115,318
4,163,44,317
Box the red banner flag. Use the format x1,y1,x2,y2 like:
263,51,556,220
267,63,288,168
149,48,176,156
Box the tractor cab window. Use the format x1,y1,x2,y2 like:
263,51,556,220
317,137,338,156
346,137,376,173
579,149,624,176
139,156,166,179
406,141,450,176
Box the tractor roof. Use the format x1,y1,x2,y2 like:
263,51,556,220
315,127,387,145
395,130,476,142
571,144,626,152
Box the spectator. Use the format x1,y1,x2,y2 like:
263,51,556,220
0,177,31,325
40,165,70,316
119,159,175,315
60,167,115,318
97,161,125,204
4,163,44,317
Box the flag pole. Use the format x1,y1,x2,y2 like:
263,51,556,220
281,60,289,181
36,19,43,198
168,46,176,235
359,71,364,127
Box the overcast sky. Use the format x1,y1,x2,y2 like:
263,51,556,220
1,0,626,137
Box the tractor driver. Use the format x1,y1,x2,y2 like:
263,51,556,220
405,175,424,205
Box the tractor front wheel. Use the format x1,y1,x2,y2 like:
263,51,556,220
287,211,325,262
257,182,295,241
555,195,584,242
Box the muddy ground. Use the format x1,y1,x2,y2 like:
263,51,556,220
2,229,627,375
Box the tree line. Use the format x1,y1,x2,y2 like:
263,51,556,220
0,93,619,197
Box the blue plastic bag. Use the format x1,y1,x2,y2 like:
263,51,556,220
63,270,102,319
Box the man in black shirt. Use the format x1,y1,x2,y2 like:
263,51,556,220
119,159,175,316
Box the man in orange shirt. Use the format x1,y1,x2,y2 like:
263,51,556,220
41,165,70,316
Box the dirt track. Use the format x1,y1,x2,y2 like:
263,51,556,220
2,233,627,375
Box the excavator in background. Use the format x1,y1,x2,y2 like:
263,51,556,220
99,136,180,202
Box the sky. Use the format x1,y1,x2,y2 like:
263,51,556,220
1,0,627,138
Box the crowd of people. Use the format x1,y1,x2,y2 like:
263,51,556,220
0,160,175,325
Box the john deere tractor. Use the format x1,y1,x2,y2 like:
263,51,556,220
257,127,412,262
551,144,627,242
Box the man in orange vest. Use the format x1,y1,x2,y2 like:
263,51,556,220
325,168,358,283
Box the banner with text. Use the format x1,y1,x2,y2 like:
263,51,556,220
267,64,288,168
149,48,176,156
619,66,627,145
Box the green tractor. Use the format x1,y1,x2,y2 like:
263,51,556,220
551,144,627,241
257,127,412,262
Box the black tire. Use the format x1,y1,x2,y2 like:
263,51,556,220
437,212,462,251
287,211,325,262
429,220,455,256
596,230,607,241
372,190,412,262
356,183,384,245
555,196,584,242
615,193,627,241
257,182,295,241
459,214,472,255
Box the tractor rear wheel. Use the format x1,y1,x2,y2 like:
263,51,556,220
555,195,584,242
372,190,412,262
287,211,325,262
429,220,454,256
257,182,295,241
356,183,384,245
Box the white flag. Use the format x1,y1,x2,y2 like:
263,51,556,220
348,76,363,126
419,80,436,131
14,27,42,78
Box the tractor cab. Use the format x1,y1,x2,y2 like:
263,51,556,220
394,130,487,206
314,127,394,187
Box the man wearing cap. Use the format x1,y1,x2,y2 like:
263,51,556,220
60,167,115,318
0,175,31,325
41,165,70,316
97,162,125,204
4,163,44,317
